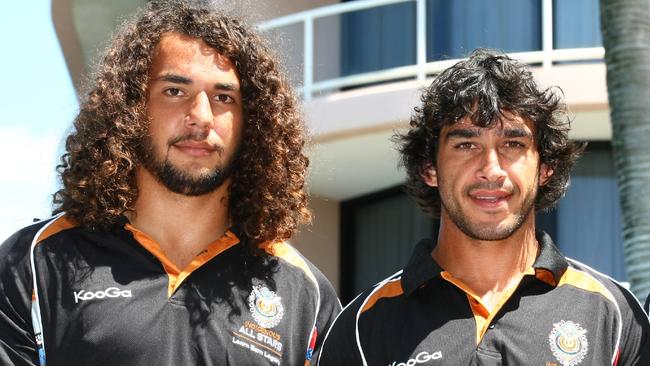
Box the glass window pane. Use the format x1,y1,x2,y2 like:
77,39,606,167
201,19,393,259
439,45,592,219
556,148,626,281
347,191,434,296
341,2,416,76
427,0,542,61
553,0,602,49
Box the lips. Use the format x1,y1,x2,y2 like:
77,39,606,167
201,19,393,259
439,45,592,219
172,140,218,157
468,190,512,208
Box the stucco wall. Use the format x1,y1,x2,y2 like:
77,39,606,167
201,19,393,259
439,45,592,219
290,196,341,294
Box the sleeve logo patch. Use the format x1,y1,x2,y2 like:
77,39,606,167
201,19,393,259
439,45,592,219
548,320,588,366
248,285,284,329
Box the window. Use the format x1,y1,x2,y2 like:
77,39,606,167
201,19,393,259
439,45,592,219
553,0,602,49
538,142,626,280
341,1,416,75
339,0,602,78
340,187,436,302
427,0,541,60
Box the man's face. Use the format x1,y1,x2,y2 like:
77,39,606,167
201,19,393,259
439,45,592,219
422,114,552,241
142,32,243,196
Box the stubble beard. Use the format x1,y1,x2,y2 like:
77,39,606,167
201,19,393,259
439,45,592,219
140,133,235,196
439,180,538,241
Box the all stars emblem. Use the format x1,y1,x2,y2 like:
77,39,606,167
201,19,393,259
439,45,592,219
248,285,284,329
548,320,588,366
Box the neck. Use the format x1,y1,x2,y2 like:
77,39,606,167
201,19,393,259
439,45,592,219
432,211,539,305
127,167,231,268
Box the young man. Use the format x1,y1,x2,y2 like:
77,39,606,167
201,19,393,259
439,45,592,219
0,2,340,365
318,49,649,365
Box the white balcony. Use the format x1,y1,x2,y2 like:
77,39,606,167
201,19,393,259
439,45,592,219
258,0,611,201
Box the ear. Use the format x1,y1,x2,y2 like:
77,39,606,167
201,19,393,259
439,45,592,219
539,163,554,186
421,165,438,188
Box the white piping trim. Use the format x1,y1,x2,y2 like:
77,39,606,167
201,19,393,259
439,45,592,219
29,212,65,366
281,243,323,364
354,270,403,366
565,258,634,365
566,258,649,316
316,291,364,365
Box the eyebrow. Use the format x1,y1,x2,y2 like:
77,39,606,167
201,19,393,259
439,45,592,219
502,128,533,138
154,74,240,91
444,127,532,140
155,74,192,84
444,128,481,140
214,82,240,92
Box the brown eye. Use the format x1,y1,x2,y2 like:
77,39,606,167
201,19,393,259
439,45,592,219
455,142,474,150
163,88,183,97
504,141,525,149
214,94,234,103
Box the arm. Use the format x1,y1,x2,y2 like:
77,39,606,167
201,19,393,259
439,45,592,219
307,267,342,364
613,285,650,365
0,233,40,366
317,294,365,366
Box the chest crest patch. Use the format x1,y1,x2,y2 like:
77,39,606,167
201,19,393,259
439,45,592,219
548,320,588,366
248,285,284,329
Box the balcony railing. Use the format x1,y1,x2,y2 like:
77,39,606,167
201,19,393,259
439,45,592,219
258,0,604,101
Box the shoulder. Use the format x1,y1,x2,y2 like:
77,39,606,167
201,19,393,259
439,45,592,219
260,240,334,295
0,216,60,272
318,270,404,365
1,214,80,289
0,215,75,331
1,214,79,256
563,258,646,316
563,258,649,361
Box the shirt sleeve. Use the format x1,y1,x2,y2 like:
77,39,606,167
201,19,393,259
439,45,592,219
317,293,366,366
308,267,342,364
612,284,650,366
0,233,40,366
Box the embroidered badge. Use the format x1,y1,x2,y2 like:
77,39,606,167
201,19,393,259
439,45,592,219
248,285,284,329
548,320,588,366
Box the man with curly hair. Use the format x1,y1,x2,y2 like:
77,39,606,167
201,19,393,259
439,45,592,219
318,49,649,365
0,2,340,365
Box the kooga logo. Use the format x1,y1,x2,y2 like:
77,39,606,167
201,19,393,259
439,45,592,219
74,287,132,303
389,351,442,366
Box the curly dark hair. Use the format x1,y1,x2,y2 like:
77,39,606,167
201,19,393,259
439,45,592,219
396,49,585,218
53,0,310,243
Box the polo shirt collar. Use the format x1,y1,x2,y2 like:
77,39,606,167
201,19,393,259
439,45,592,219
531,229,568,284
401,238,441,296
401,230,568,296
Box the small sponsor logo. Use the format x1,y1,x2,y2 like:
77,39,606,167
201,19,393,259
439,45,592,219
73,287,132,303
389,351,442,366
248,285,284,329
549,320,588,366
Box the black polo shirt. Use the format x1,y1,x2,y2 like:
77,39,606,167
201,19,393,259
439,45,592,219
318,231,649,365
0,214,341,366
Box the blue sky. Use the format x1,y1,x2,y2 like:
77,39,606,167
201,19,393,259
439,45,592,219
0,1,78,241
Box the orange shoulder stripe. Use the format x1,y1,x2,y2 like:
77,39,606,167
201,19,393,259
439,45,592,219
36,215,78,244
557,267,615,303
360,280,403,314
260,241,317,285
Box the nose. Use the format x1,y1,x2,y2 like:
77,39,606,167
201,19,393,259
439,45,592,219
477,148,507,183
185,92,213,129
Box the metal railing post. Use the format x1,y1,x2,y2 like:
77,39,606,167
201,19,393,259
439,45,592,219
416,0,427,81
303,17,314,101
542,0,553,68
